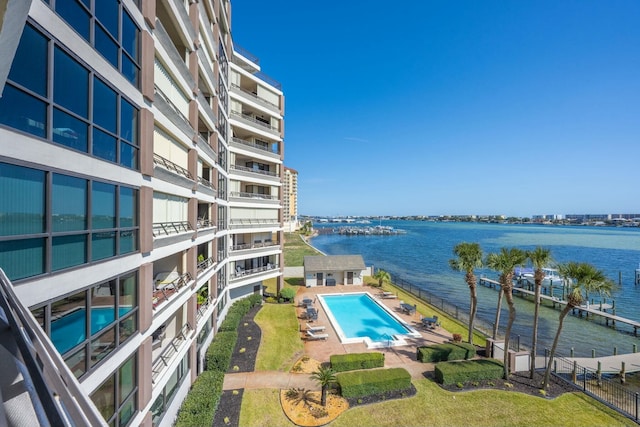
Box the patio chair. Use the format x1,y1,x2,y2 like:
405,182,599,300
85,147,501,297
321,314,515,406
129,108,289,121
306,323,326,332
306,330,328,340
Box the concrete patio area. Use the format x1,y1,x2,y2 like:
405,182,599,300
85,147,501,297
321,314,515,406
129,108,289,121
223,284,454,391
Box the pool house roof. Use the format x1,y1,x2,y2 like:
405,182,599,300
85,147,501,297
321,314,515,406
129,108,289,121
303,255,366,272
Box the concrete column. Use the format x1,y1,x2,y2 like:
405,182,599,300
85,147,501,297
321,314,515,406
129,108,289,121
139,186,154,254
140,31,155,102
138,339,153,416
139,108,154,177
139,262,153,333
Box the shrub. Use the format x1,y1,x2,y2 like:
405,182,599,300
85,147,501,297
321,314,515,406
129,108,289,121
452,333,462,343
330,352,385,372
175,370,225,426
279,287,296,301
205,331,238,372
337,368,411,398
434,359,503,385
416,343,476,363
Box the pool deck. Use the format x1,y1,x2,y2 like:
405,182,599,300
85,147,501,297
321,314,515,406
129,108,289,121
296,285,451,378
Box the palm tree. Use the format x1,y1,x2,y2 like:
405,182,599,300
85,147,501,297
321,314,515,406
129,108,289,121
542,262,614,390
526,247,553,379
492,285,504,340
486,247,527,379
310,365,337,406
449,242,483,344
373,269,391,288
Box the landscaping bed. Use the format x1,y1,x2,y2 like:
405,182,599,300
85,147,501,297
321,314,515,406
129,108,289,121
436,370,577,398
212,304,262,427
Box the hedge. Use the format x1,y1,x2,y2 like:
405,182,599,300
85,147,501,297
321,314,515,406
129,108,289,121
330,352,385,372
434,359,504,385
205,331,238,372
416,342,476,363
174,370,225,426
337,368,411,398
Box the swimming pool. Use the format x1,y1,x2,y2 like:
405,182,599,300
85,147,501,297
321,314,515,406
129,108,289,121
317,293,420,348
51,306,132,354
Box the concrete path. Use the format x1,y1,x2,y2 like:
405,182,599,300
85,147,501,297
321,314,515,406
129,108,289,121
223,371,317,390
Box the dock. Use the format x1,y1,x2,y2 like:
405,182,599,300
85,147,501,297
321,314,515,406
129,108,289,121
479,277,640,336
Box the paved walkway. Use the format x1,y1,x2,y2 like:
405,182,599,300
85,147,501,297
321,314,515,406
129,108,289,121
222,285,448,391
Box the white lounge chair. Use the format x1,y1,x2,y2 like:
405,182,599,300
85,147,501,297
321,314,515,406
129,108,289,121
306,323,326,332
306,330,328,340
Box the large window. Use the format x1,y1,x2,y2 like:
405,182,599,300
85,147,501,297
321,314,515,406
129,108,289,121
32,271,139,380
0,162,139,281
91,354,138,426
0,23,140,170
51,0,140,86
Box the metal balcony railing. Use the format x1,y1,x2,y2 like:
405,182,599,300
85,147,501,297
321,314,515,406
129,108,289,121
230,83,279,110
151,323,192,384
229,164,278,177
152,221,193,237
197,218,215,229
230,110,279,133
197,176,214,189
230,137,278,155
230,240,278,251
152,272,193,310
229,218,280,229
229,191,279,201
197,256,216,276
153,153,194,180
231,263,278,280
196,296,213,322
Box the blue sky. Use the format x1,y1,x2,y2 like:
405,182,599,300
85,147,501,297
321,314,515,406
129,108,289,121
231,1,640,217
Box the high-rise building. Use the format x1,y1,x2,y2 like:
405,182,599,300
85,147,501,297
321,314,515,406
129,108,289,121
283,167,299,231
0,1,284,425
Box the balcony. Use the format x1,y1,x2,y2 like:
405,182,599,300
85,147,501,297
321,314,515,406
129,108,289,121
154,153,194,180
231,263,279,280
196,218,216,229
230,110,279,135
197,176,215,191
229,191,279,203
197,256,216,276
230,137,279,156
152,221,193,237
151,323,192,384
229,218,280,229
230,83,279,113
229,164,278,179
230,240,279,252
196,295,213,322
152,271,193,310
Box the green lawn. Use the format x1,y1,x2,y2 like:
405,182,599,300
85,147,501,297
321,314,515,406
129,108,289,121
284,232,322,266
254,303,304,371
240,380,632,427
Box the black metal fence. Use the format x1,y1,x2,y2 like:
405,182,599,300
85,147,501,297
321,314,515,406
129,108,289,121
548,351,640,422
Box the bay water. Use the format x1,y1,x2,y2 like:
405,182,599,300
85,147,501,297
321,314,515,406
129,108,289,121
310,221,640,357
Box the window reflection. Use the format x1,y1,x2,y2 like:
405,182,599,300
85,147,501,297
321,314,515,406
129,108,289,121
91,280,116,335
52,174,87,231
0,84,47,138
52,108,88,152
8,24,47,96
50,291,86,355
54,47,88,118
91,326,116,366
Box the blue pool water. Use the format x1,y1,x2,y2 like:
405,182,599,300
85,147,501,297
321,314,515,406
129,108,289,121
51,307,132,354
319,293,413,343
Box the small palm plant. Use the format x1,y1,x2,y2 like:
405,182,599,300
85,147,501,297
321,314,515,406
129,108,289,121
373,269,391,288
310,365,337,407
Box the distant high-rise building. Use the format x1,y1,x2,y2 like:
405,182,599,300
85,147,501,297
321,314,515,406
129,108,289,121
283,167,299,230
0,1,284,425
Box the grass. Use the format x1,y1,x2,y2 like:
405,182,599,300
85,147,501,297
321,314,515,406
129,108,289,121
239,380,632,427
284,232,322,266
239,389,294,426
254,303,304,371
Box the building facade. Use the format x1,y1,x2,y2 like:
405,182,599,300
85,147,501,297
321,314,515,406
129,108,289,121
283,166,299,231
0,1,283,425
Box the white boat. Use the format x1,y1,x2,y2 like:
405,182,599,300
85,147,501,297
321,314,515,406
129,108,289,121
520,267,566,287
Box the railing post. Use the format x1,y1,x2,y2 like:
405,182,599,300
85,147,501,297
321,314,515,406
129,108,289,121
636,392,639,421
583,367,587,391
